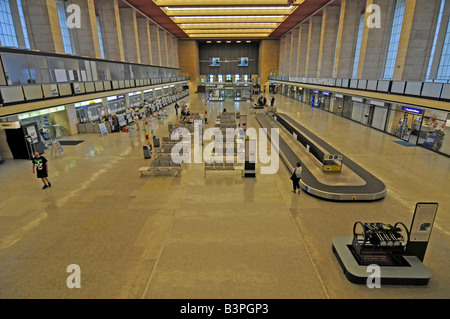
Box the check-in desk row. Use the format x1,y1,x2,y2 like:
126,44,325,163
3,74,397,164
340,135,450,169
77,121,112,134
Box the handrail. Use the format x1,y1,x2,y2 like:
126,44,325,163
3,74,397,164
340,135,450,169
268,76,450,101
0,77,190,108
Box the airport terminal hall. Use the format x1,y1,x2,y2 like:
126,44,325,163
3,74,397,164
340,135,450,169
1,0,450,302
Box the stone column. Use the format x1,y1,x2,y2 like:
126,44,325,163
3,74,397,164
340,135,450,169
178,40,199,92
97,0,124,61
159,29,168,67
289,28,300,77
119,8,140,64
150,24,161,66
259,39,280,88
305,16,322,78
167,35,175,68
428,1,450,80
68,0,101,59
333,0,362,79
284,32,292,77
9,0,27,49
278,36,286,76
357,0,395,80
297,24,309,77
21,0,65,54
393,0,442,81
173,38,179,68
137,18,152,65
317,6,340,78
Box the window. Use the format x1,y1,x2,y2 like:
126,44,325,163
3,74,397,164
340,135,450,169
57,0,73,54
436,15,450,82
352,14,365,79
426,0,446,81
16,0,30,49
382,0,406,80
96,15,105,59
0,0,19,47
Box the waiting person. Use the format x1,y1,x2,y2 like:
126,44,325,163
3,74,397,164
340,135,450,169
270,95,275,106
32,151,51,189
174,102,179,115
128,122,134,137
290,162,302,194
112,113,119,132
134,114,140,131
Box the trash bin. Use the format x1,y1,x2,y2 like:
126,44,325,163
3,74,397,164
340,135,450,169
143,145,152,159
153,136,160,147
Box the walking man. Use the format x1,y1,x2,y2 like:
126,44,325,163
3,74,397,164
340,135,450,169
32,152,51,189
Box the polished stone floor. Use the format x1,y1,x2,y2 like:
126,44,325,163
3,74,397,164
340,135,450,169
0,92,449,299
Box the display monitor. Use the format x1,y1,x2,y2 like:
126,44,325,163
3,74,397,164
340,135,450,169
210,57,220,66
238,57,248,66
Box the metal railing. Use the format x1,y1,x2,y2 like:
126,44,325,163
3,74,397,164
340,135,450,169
269,76,450,101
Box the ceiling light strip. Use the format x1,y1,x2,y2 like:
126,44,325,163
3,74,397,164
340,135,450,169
172,15,285,19
165,6,294,11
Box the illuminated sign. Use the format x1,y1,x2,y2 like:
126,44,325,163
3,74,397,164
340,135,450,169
402,106,423,115
18,106,66,120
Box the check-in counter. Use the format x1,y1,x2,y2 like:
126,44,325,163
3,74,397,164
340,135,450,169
93,121,112,133
76,122,96,133
77,123,87,133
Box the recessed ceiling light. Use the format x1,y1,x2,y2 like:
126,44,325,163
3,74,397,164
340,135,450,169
236,41,241,43
246,41,251,43
226,41,231,43
217,41,221,43
207,41,211,43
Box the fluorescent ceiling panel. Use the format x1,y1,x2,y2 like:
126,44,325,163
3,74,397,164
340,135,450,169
153,0,304,39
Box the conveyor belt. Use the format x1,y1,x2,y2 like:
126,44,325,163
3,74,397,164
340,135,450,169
256,113,386,201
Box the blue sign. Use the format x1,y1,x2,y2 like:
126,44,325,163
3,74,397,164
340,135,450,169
313,90,319,93
402,106,423,115
117,94,125,99
323,91,330,95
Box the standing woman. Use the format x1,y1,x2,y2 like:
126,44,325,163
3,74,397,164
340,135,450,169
290,162,302,194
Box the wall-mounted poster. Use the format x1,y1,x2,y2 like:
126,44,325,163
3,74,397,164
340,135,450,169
238,57,248,66
210,57,220,66
26,125,39,143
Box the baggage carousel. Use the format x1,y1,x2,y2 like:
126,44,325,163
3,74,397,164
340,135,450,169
256,113,386,201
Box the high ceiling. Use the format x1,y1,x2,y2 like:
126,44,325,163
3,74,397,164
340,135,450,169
119,0,343,41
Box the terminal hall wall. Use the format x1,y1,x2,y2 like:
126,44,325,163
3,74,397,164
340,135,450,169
198,43,259,76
